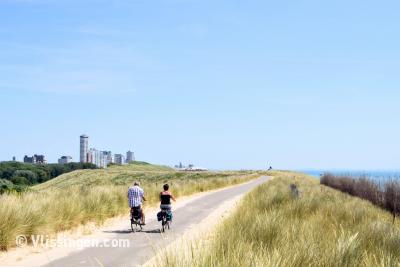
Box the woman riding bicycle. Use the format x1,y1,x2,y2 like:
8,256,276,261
160,183,176,211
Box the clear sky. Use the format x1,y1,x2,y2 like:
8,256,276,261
0,0,399,170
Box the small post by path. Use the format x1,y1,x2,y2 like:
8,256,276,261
290,184,299,199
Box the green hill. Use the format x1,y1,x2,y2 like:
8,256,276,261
33,161,173,190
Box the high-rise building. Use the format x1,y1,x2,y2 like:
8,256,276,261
126,150,135,163
114,154,126,165
80,135,89,163
102,151,113,165
87,148,107,168
87,148,95,165
58,156,73,164
87,151,93,163
92,149,100,167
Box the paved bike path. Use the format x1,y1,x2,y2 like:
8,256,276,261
42,176,269,267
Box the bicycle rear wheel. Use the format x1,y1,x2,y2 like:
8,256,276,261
132,219,141,233
161,219,166,233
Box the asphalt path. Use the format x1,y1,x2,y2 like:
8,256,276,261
42,176,269,267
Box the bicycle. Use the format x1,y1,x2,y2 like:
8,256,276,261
130,207,143,233
159,209,172,233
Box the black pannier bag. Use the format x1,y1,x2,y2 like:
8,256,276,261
157,211,163,221
131,207,141,219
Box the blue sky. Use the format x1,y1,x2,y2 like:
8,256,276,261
1,0,399,170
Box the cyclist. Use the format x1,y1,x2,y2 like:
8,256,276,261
127,181,146,225
160,183,176,211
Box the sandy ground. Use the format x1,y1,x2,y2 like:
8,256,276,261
0,179,259,267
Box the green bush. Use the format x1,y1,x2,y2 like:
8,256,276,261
0,161,97,188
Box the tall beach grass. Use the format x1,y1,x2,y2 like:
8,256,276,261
0,165,260,250
152,171,400,267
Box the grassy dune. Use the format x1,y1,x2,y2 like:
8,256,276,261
153,171,400,267
0,162,260,250
33,161,173,190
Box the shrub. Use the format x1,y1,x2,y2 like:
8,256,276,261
0,161,97,187
384,181,400,221
321,174,399,220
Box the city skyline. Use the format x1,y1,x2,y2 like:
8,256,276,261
5,134,135,167
80,134,135,168
1,1,400,170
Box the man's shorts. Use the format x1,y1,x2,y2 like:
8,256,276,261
130,206,142,218
131,206,142,213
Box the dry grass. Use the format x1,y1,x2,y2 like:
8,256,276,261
0,163,261,250
152,171,400,267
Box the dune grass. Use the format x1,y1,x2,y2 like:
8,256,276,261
152,171,400,267
33,161,173,190
0,162,260,250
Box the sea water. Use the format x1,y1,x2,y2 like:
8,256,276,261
303,170,400,182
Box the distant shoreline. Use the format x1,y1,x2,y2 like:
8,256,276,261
302,170,400,180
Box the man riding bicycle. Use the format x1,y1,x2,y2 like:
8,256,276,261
127,181,146,225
